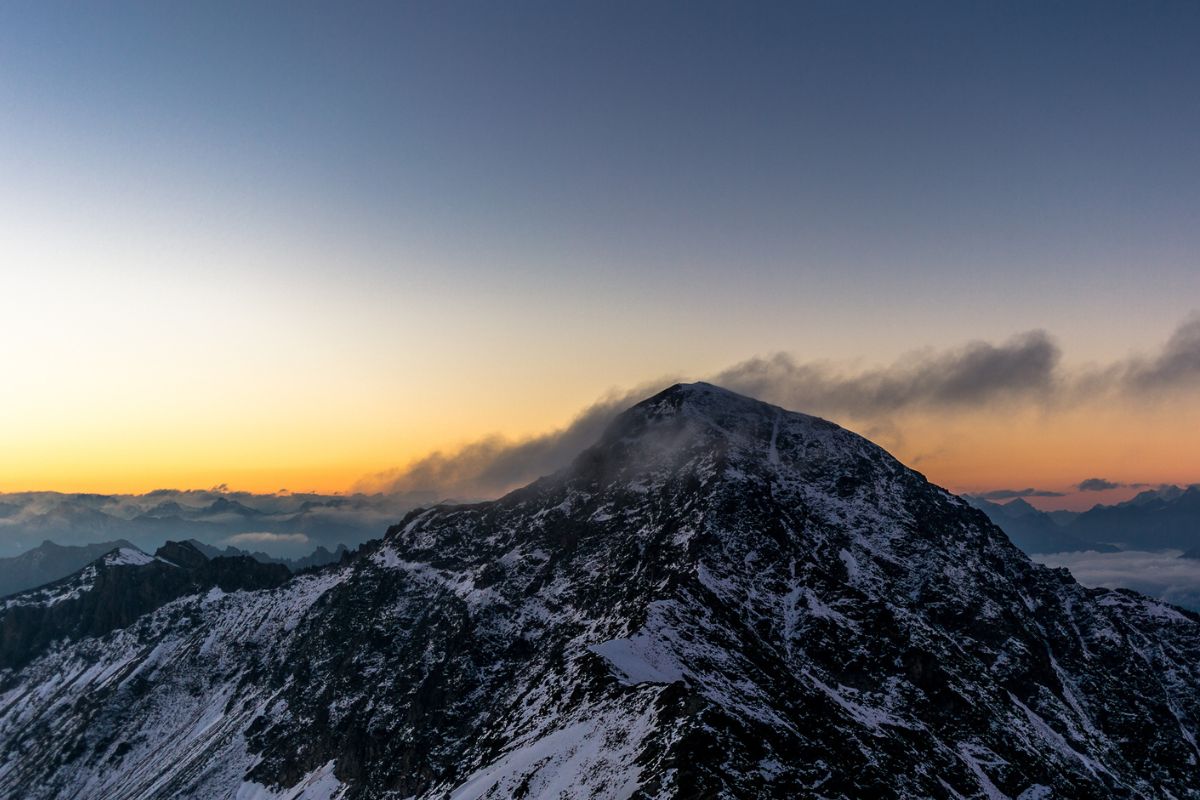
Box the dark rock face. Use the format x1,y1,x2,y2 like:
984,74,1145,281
1,384,1199,799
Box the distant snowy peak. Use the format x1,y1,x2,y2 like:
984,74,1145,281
101,546,156,567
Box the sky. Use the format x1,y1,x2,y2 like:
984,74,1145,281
1,1,1198,508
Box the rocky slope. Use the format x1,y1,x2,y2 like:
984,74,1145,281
1,383,1198,799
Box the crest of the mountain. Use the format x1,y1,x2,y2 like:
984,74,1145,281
1,384,1198,799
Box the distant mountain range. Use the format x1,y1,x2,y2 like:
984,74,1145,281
1068,486,1200,550
0,538,348,598
2,480,1195,601
11,484,1194,603
186,539,349,571
969,485,1200,555
0,488,429,560
965,497,1109,554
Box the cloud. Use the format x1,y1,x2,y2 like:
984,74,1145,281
223,532,310,546
1121,314,1200,393
1033,550,1200,611
1077,478,1121,492
356,381,675,500
711,331,1061,419
358,314,1200,503
973,488,1067,500
713,314,1200,419
1075,478,1155,492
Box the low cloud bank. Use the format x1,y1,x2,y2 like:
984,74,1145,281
223,532,310,546
1033,550,1200,611
1076,478,1154,492
0,490,411,559
973,488,1066,500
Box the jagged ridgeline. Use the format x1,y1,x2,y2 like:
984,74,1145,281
1,384,1197,799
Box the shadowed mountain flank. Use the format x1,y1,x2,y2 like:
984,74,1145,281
1,384,1198,799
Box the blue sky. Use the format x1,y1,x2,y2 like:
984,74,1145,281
1,1,1198,494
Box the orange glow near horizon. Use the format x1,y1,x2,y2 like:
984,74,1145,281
877,400,1200,512
3,389,1198,511
4,213,1197,505
3,3,1200,516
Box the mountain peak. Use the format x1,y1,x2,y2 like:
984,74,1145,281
591,381,838,459
154,539,210,569
631,381,784,421
1001,497,1041,517
562,381,868,500
648,380,748,402
100,546,155,567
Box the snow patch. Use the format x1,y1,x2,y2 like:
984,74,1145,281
588,634,684,685
236,761,346,800
957,744,1009,800
1017,785,1053,800
448,703,656,800
804,670,911,733
105,547,155,567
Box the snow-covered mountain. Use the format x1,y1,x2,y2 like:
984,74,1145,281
0,539,138,597
0,541,290,670
2,384,1198,798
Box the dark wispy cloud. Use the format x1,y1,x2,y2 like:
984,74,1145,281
1076,478,1155,492
972,488,1067,500
715,313,1200,418
1080,479,1161,491
1077,478,1121,492
1121,314,1200,393
1070,313,1200,401
712,331,1061,418
363,315,1200,502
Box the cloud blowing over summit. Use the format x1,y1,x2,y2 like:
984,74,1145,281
361,315,1200,503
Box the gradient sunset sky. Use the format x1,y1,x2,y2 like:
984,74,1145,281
2,2,1198,508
